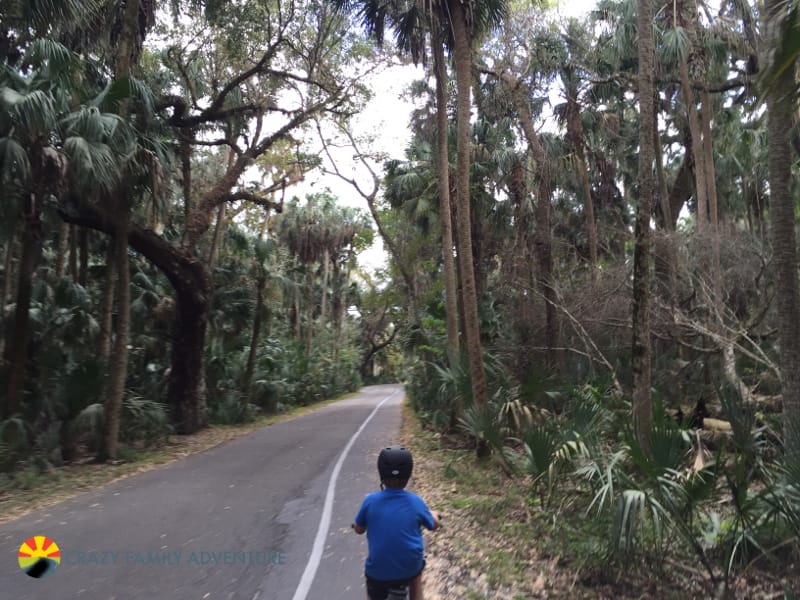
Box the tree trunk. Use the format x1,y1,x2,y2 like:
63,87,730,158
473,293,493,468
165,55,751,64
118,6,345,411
566,95,597,281
679,60,708,230
320,247,330,324
98,239,116,362
535,157,557,373
332,260,343,334
207,149,236,272
510,160,533,327
1,228,15,311
449,0,489,423
293,292,301,339
305,268,314,356
633,0,656,450
100,212,130,462
434,38,460,363
653,95,677,303
180,135,192,223
207,204,226,273
700,91,718,231
78,226,89,286
243,272,266,395
69,225,79,280
679,0,710,231
3,195,41,418
98,0,139,461
499,71,558,370
764,0,800,457
169,280,210,434
55,221,70,280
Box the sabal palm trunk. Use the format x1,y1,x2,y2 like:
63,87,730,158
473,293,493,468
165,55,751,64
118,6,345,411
55,221,70,280
3,196,41,418
100,0,140,460
100,212,130,461
243,273,266,394
320,247,330,323
567,97,597,281
653,97,678,305
78,227,89,286
433,38,460,362
765,0,800,457
499,71,557,369
633,0,656,450
68,225,79,280
306,269,314,356
0,239,11,363
449,0,489,421
98,240,116,361
679,64,707,230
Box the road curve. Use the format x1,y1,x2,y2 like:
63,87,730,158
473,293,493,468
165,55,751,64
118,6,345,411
0,384,407,600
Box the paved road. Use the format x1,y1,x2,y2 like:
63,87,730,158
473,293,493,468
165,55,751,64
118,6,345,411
0,384,408,599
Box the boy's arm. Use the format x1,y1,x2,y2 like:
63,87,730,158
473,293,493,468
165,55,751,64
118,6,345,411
417,496,439,531
353,498,368,534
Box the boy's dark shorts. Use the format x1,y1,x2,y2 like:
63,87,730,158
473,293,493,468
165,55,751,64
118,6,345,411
365,561,425,600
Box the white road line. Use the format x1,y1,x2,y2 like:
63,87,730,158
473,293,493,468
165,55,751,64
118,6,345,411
291,389,399,600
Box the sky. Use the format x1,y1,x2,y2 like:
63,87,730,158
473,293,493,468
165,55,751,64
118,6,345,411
293,0,599,273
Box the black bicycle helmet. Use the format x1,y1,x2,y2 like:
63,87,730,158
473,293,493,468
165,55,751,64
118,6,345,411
377,445,413,480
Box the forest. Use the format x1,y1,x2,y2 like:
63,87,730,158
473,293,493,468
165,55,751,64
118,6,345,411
1,0,800,596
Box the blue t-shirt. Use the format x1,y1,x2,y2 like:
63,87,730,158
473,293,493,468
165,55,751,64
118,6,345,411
354,488,436,581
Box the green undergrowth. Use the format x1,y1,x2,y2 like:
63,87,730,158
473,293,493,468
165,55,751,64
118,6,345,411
408,412,798,598
410,425,619,595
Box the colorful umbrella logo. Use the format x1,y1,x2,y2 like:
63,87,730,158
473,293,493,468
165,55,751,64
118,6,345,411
18,536,61,579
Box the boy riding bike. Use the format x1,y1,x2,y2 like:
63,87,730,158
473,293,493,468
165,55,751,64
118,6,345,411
352,445,440,600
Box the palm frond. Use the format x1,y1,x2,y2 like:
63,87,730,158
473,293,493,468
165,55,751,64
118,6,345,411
63,136,119,193
4,89,58,139
0,137,31,183
23,39,76,76
662,26,690,67
92,77,156,116
26,0,102,29
761,0,800,90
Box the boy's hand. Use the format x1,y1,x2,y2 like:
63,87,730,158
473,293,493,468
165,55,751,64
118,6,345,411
352,522,366,534
431,511,441,530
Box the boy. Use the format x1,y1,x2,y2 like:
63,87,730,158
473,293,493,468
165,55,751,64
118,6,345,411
352,445,440,600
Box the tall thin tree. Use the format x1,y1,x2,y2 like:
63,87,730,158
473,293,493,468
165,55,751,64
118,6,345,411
764,0,800,458
632,0,655,449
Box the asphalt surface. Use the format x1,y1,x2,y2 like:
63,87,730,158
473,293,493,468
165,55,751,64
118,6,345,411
0,384,411,600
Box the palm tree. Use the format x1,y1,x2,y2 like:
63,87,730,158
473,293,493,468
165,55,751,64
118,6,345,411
632,0,656,449
0,39,128,419
0,0,103,63
243,237,275,395
763,0,800,458
96,0,160,462
447,0,505,421
0,41,76,418
433,35,460,362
